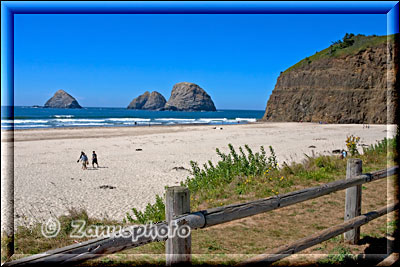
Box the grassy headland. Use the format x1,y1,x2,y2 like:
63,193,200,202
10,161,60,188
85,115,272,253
283,34,394,74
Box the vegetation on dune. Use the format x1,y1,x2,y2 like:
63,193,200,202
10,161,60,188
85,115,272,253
182,144,279,205
123,136,396,224
124,194,165,224
14,208,119,255
317,246,356,265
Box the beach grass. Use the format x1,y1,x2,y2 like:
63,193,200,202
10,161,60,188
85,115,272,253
11,136,398,265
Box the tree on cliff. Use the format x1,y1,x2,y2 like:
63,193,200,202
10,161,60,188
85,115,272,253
340,33,355,48
330,33,355,54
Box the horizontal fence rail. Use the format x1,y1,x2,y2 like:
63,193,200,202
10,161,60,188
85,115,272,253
175,166,398,229
5,223,170,266
5,165,398,266
239,202,399,265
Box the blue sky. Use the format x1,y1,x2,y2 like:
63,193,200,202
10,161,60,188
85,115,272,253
14,14,387,110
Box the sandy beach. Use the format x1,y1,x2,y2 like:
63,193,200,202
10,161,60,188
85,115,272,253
2,122,396,227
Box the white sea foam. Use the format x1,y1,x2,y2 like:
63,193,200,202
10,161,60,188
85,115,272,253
53,115,74,118
5,116,258,129
107,118,151,122
155,118,196,122
53,119,106,123
67,123,112,126
15,124,51,128
12,120,49,124
123,122,162,125
235,118,257,122
197,118,228,123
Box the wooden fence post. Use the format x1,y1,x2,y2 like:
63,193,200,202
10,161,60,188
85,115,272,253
166,186,191,266
344,158,362,244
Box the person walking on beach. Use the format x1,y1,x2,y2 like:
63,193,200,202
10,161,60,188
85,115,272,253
77,151,88,170
92,151,99,168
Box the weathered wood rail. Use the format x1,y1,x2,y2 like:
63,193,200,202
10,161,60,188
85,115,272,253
239,202,398,265
4,160,398,266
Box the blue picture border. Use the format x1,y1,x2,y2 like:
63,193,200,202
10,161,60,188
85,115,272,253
1,0,399,261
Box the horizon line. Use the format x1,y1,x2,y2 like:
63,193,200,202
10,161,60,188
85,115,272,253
3,105,266,111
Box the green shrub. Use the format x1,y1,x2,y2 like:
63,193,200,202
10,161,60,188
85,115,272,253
58,208,90,237
318,246,356,265
181,144,278,195
363,137,396,155
124,194,165,224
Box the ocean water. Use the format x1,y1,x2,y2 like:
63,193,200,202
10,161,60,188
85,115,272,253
1,106,265,130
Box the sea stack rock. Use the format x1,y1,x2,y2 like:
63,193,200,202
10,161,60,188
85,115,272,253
164,82,217,111
127,91,166,110
44,90,82,109
262,34,398,124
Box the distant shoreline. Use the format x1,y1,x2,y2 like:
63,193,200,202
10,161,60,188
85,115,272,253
3,121,266,142
2,122,395,143
2,120,259,134
2,106,264,130
2,120,394,132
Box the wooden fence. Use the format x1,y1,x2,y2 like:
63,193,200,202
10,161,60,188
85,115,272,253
5,159,398,266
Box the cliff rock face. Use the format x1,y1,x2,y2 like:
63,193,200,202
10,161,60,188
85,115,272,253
44,90,82,109
263,36,397,124
127,91,166,110
164,82,217,111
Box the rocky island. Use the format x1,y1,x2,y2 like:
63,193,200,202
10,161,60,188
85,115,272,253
163,82,216,111
262,34,398,124
44,89,82,109
127,82,217,112
127,91,166,110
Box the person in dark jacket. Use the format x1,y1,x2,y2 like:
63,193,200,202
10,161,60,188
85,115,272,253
92,151,99,168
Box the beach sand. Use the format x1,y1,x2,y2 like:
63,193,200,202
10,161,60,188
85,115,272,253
2,122,396,227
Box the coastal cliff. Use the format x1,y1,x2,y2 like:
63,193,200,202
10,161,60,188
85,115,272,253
263,34,398,124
